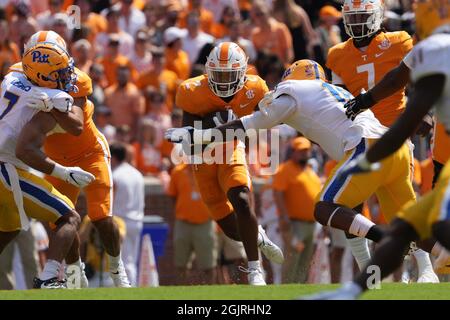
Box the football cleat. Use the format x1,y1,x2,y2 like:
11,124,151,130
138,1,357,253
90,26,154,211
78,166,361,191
417,271,440,283
33,277,67,289
238,266,266,286
110,263,132,288
258,225,284,264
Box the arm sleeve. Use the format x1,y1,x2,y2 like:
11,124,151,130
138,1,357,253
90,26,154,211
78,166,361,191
241,94,296,130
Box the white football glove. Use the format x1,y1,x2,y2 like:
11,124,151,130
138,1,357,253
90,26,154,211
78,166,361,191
213,109,237,126
26,88,53,112
26,88,73,113
258,91,275,116
51,163,95,188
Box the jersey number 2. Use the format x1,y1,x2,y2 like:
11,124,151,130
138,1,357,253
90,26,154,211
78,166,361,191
0,91,19,120
357,63,375,90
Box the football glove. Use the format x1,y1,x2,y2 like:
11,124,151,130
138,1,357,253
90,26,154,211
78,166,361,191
164,126,213,144
213,109,237,126
26,88,74,113
51,163,95,188
26,88,53,112
344,91,375,120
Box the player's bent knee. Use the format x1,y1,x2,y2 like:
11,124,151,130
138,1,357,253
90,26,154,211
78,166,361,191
227,186,252,213
432,220,450,250
314,201,333,226
55,210,81,229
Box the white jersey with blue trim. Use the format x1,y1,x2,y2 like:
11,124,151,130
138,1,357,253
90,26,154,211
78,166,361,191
0,72,70,169
241,80,387,160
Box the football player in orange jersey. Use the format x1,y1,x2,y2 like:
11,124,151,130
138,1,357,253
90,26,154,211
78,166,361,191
326,0,439,282
175,42,283,285
10,31,130,288
327,0,414,127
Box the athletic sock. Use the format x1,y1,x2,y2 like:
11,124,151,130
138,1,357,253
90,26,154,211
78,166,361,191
248,260,261,270
40,260,61,280
348,237,371,271
108,252,122,273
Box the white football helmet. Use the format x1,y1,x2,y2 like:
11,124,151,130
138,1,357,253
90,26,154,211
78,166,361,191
342,0,384,40
205,42,248,98
24,30,67,53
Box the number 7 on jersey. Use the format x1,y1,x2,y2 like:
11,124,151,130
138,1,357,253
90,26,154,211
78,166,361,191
0,91,20,120
357,63,375,90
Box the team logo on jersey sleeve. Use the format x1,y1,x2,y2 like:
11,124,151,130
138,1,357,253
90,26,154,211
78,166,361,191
246,89,255,99
378,38,392,50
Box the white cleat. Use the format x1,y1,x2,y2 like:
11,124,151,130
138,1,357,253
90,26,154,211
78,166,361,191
258,225,284,264
80,262,89,288
299,282,361,300
66,262,89,289
110,263,132,288
239,266,266,286
417,270,440,283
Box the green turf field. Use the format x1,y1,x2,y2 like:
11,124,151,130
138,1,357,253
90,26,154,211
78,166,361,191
0,283,449,300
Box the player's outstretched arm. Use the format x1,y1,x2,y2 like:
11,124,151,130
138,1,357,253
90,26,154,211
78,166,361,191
366,74,445,163
49,96,85,136
166,95,295,144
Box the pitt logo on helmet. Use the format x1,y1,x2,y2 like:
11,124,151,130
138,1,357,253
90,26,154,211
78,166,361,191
22,42,77,92
31,51,50,63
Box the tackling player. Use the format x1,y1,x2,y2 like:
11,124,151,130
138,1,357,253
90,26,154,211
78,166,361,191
10,31,130,287
0,42,95,288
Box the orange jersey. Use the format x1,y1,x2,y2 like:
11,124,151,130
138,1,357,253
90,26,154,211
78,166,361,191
44,69,107,163
432,122,450,165
272,160,322,222
327,31,413,127
176,74,268,118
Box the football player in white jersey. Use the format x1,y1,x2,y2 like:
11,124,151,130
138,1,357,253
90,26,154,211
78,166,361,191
304,0,450,299
0,42,95,288
166,59,424,274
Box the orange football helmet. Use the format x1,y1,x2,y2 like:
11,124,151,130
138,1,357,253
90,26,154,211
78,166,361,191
414,0,450,40
22,42,77,92
205,42,248,98
282,59,327,82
